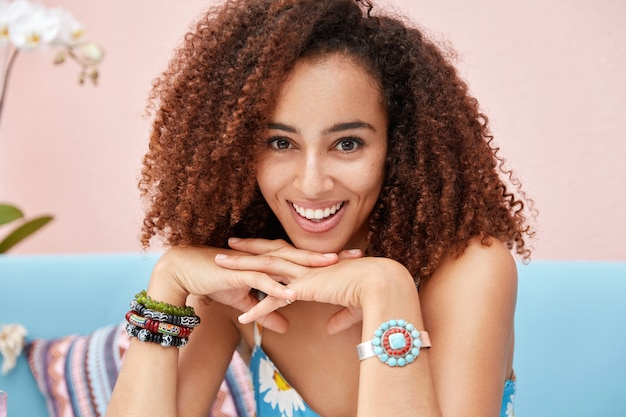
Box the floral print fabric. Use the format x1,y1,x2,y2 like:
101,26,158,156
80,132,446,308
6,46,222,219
501,378,516,417
250,324,320,417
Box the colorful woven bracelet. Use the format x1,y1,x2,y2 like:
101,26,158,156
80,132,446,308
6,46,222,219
125,311,192,338
134,290,196,317
125,323,189,348
130,300,201,328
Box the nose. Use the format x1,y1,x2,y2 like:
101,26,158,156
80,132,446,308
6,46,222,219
293,150,334,197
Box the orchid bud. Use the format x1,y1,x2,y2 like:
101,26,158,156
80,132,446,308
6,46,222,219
78,41,104,65
53,50,66,64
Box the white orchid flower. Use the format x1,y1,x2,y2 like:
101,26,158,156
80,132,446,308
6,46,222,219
0,1,11,44
1,0,33,44
8,1,62,50
0,0,104,125
49,7,85,46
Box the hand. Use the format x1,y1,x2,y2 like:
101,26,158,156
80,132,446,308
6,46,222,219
153,239,356,333
222,238,363,319
227,237,364,264
216,241,408,334
150,244,305,333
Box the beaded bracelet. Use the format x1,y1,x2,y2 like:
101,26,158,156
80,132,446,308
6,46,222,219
125,311,193,338
125,323,188,348
134,290,196,317
130,300,201,328
357,319,431,367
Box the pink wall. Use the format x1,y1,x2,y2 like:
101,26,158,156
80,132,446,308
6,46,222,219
1,0,624,261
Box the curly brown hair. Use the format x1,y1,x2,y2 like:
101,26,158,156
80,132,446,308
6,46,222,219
140,0,534,284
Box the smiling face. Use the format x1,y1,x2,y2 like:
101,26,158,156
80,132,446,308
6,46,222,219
256,55,388,253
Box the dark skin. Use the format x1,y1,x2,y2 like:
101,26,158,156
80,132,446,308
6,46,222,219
108,57,517,417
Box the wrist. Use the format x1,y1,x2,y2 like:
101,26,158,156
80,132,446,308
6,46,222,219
359,258,423,339
147,248,191,307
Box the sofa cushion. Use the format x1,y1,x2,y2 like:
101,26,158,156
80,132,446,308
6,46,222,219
27,323,127,417
26,322,254,417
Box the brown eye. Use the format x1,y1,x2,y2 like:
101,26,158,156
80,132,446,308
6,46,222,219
268,137,292,150
334,138,362,152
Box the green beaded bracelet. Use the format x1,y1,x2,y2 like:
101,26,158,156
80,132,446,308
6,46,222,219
134,290,196,317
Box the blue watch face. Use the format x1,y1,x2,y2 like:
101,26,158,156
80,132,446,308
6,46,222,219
372,319,422,367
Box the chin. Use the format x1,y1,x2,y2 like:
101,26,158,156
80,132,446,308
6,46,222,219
290,236,346,254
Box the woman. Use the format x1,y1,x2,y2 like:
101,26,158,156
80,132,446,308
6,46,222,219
107,0,533,416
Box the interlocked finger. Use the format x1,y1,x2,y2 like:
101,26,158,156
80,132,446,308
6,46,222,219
216,253,306,284
234,270,296,301
227,238,340,267
239,294,296,324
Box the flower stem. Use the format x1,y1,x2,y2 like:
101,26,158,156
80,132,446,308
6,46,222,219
0,47,20,131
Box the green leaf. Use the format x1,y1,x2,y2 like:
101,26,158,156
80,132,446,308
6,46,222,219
0,215,54,253
0,204,24,226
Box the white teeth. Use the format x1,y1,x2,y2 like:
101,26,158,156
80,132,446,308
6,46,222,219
293,202,343,220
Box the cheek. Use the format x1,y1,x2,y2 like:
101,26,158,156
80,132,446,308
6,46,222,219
348,163,386,199
256,167,271,196
256,159,284,199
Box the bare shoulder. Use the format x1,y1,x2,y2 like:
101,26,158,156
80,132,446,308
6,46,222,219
421,236,517,297
419,236,518,335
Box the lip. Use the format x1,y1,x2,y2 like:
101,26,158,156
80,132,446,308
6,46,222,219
289,201,346,233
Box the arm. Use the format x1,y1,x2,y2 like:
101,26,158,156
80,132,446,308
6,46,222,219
418,238,517,417
106,245,304,417
217,249,442,416
356,239,516,416
176,296,242,416
224,237,516,417
356,257,442,417
338,239,516,416
106,253,191,417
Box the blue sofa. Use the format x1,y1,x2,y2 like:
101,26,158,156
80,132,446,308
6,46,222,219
1,253,625,416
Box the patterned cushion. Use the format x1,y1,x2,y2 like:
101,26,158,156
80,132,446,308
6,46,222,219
26,322,254,417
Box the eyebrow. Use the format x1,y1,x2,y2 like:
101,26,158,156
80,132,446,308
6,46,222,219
267,122,298,133
267,120,377,135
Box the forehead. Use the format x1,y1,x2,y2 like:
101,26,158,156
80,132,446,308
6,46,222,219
271,55,387,122
288,53,381,92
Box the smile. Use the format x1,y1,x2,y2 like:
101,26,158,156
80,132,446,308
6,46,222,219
292,202,344,221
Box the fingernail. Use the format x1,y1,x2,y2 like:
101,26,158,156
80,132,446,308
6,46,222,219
215,254,228,260
348,249,361,255
285,288,296,296
323,253,337,258
228,237,241,244
238,313,249,323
